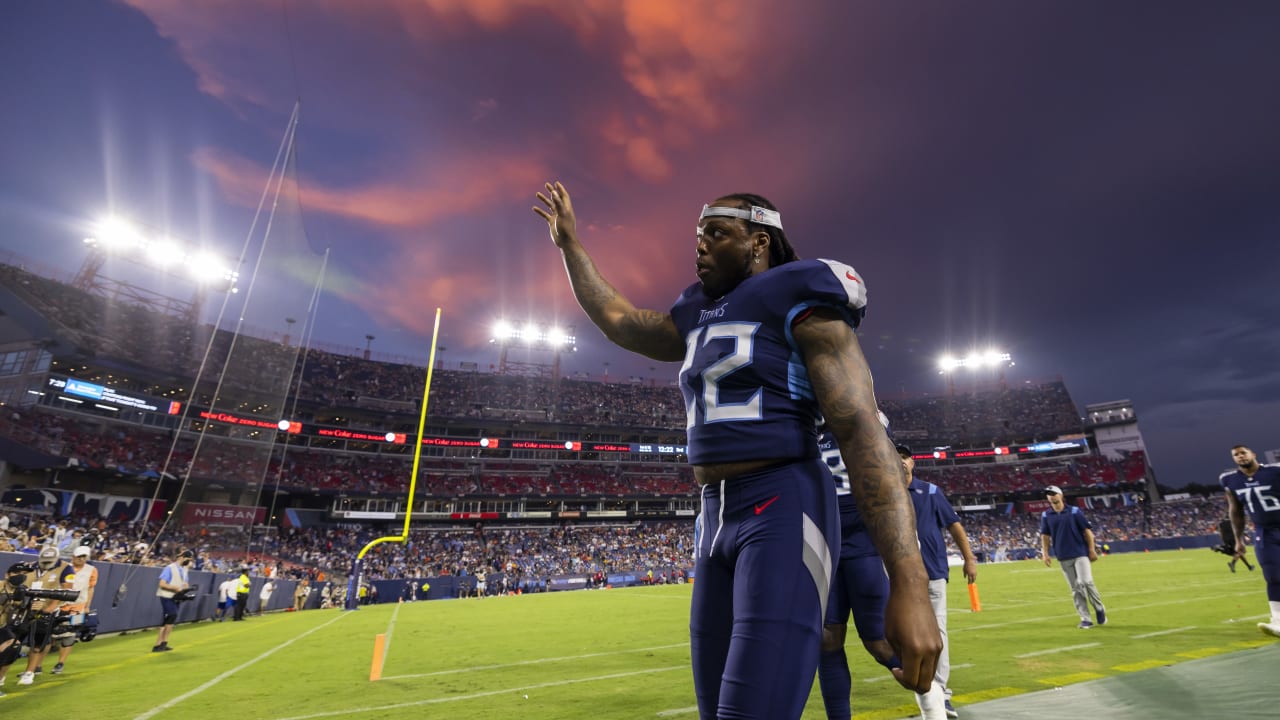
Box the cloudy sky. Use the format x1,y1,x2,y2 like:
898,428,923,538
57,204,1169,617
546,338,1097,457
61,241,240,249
3,1,1278,487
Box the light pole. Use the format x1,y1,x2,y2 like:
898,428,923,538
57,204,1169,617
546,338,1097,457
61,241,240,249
364,334,375,360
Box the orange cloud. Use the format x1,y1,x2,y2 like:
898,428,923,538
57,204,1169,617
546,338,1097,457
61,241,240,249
193,146,548,229
125,0,775,182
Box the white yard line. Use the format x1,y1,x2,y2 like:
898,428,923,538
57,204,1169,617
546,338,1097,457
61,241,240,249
1221,614,1269,623
134,611,349,720
1131,626,1196,639
381,642,687,680
656,707,699,716
380,601,403,671
271,665,688,720
1014,642,1101,658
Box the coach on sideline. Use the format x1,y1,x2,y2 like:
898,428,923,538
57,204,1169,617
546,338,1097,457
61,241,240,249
1040,486,1107,629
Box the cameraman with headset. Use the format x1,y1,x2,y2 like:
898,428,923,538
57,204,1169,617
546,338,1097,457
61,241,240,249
13,546,75,687
153,549,194,653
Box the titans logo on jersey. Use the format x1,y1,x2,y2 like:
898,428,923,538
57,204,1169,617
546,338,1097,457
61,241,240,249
671,259,867,465
1220,465,1280,529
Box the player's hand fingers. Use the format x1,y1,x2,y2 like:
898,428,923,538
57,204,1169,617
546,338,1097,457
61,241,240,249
533,206,552,222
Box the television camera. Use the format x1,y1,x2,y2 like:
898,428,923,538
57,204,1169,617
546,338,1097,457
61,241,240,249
4,561,99,642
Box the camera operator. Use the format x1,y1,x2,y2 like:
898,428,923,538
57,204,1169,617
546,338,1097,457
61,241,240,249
50,545,98,675
0,562,32,696
153,549,193,653
14,545,75,686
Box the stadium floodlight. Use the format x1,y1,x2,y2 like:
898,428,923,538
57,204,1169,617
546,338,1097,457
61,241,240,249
489,319,576,350
83,215,239,291
86,216,143,250
146,240,186,268
938,349,1012,373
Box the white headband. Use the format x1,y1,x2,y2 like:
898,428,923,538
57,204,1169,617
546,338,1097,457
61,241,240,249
699,204,783,230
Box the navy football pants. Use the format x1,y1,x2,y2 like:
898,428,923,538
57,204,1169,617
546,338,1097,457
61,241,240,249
691,459,840,719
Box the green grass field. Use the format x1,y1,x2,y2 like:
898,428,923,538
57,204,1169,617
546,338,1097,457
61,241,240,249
2,549,1273,719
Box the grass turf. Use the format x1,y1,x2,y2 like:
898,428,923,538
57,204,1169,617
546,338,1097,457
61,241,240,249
1,549,1272,719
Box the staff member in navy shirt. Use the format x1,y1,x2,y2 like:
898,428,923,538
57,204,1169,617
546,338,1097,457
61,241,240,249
1040,486,1107,629
900,444,977,720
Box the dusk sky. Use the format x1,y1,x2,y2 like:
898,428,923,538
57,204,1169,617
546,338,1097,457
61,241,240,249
2,1,1278,488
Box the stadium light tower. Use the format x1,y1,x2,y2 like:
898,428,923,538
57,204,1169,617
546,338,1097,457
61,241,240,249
937,348,1014,394
489,319,576,378
75,216,241,330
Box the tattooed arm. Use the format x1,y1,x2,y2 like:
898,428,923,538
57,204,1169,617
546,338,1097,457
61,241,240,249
534,181,685,362
794,307,942,693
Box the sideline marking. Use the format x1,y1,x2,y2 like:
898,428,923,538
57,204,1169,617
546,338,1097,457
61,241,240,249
134,611,349,720
1131,626,1196,639
1112,659,1169,672
656,707,699,716
381,601,403,672
1037,671,1104,685
381,642,687,680
1014,642,1100,658
270,665,687,720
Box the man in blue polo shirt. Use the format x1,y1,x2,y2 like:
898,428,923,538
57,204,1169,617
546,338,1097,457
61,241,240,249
1040,486,1107,629
900,444,977,719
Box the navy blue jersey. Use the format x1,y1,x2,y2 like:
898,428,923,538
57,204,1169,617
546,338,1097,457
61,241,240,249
1220,465,1280,530
908,477,962,581
1039,505,1093,560
671,259,867,465
818,430,878,558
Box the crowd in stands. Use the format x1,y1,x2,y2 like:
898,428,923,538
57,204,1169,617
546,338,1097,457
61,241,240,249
1,506,693,587
1,494,1233,597
4,262,1084,445
4,406,1145,500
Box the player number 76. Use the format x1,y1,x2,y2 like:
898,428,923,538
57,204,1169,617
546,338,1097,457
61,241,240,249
1234,484,1280,513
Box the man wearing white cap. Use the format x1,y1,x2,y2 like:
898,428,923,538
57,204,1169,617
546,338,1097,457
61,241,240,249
51,545,97,674
1039,486,1107,628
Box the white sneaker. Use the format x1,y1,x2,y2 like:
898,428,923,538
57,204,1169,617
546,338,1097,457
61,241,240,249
17,672,35,686
916,682,947,720
1258,621,1280,639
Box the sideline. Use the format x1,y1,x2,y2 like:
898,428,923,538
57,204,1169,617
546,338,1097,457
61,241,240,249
133,611,349,720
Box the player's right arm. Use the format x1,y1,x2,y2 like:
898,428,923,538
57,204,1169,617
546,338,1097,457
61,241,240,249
1040,533,1052,567
793,306,940,693
1225,489,1247,557
534,181,685,362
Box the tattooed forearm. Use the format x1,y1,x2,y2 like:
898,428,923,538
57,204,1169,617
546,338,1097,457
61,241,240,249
560,242,685,362
795,309,925,574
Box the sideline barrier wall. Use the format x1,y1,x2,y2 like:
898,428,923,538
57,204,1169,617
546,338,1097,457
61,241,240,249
0,552,324,633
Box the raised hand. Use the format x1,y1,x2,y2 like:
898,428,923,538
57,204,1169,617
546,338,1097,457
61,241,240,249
533,181,577,248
